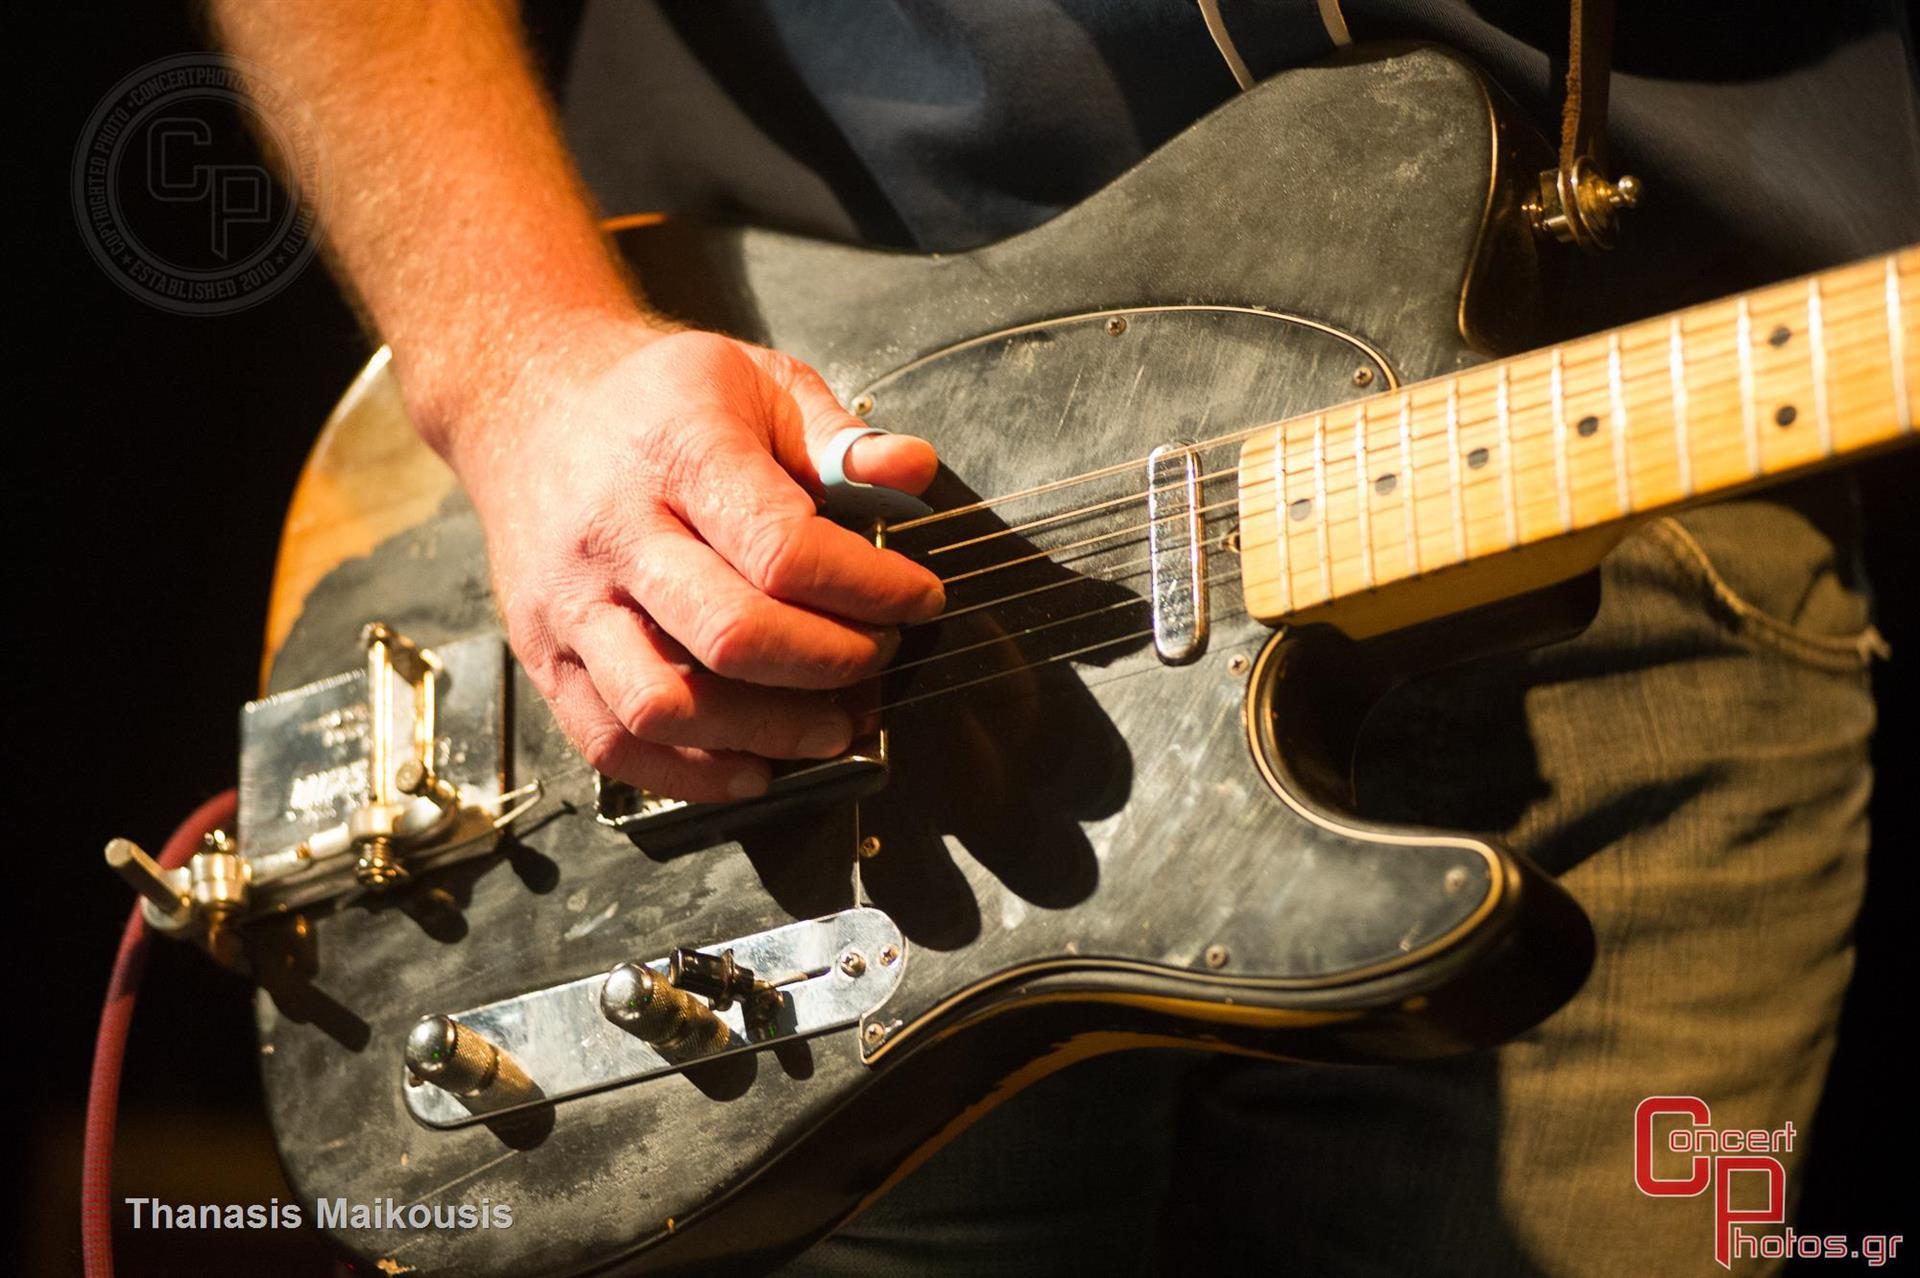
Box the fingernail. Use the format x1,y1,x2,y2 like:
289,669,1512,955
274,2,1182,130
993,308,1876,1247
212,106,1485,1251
798,722,850,758
913,581,947,621
727,769,769,800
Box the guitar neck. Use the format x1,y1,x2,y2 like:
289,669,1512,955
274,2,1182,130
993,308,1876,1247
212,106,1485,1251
1238,247,1919,628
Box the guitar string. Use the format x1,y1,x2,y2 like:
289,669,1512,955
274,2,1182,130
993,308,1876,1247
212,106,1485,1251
868,349,1891,710
905,361,1893,629
520,268,1907,786
883,270,1904,548
879,272,1901,555
906,313,1900,580
900,284,1900,562
549,278,1912,752
853,335,1903,702
870,585,1254,715
884,395,1803,699
885,573,1239,678
914,394,1874,649
1233,336,1906,563
895,319,1902,607
877,362,1876,708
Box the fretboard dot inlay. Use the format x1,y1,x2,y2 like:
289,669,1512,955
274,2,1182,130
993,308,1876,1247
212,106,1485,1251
1234,251,1912,630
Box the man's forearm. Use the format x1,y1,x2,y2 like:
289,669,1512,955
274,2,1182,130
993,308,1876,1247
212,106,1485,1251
212,1,944,802
210,0,653,452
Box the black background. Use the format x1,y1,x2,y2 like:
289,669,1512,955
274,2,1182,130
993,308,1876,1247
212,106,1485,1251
21,4,1913,1275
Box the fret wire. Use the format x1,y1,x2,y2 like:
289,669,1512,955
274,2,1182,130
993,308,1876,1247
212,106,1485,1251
1254,292,1891,481
1354,403,1374,589
1551,347,1573,531
1241,321,1890,509
1497,363,1519,547
1221,307,1896,575
1313,413,1331,596
1669,316,1693,497
1608,331,1631,513
1270,422,1292,613
1446,380,1466,562
1399,391,1419,574
1235,317,1907,556
917,272,1904,633
1890,255,1912,433
1737,297,1762,474
906,266,1896,551
1221,284,1896,564
1809,277,1833,456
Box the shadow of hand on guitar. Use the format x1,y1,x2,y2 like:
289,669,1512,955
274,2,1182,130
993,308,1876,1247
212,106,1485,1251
853,468,1146,951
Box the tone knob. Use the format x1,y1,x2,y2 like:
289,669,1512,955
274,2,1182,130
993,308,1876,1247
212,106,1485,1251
600,962,728,1052
405,1015,502,1095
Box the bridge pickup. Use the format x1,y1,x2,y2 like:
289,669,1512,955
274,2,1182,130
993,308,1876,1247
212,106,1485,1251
1148,441,1210,665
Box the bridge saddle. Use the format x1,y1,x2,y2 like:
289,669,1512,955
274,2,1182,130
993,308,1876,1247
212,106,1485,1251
105,623,540,964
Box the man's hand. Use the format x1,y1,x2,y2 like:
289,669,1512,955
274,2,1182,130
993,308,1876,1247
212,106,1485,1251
443,324,944,804
208,4,944,802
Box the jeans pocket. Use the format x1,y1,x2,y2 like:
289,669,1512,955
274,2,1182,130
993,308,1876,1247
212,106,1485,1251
1643,512,1889,674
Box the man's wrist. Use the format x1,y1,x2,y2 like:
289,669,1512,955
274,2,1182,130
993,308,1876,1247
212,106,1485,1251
400,300,674,475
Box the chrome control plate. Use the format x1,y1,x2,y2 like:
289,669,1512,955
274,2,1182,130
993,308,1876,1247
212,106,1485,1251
403,908,907,1128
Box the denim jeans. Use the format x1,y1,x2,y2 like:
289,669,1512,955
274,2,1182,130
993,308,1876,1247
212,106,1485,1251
789,490,1882,1276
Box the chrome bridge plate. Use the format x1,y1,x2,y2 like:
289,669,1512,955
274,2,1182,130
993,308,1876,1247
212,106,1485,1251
237,633,506,907
403,907,907,1128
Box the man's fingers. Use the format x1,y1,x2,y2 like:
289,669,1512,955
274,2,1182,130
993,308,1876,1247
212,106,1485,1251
664,427,944,624
541,656,770,803
571,603,854,758
629,518,900,689
751,351,941,496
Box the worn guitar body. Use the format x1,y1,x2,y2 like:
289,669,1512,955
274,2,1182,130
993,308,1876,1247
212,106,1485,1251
256,47,1596,1275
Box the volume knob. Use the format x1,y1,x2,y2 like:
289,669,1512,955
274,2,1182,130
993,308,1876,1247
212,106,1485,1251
405,1015,502,1095
600,962,728,1052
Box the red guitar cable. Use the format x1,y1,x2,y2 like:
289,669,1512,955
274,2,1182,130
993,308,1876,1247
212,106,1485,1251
82,789,238,1278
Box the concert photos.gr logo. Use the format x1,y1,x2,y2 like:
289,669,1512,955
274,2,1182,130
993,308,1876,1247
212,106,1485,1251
1634,1096,1904,1269
70,53,327,316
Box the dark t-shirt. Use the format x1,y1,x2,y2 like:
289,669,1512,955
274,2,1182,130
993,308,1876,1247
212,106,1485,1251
563,0,1919,315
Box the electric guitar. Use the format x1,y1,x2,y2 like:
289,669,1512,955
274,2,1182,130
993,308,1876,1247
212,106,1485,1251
117,44,1915,1275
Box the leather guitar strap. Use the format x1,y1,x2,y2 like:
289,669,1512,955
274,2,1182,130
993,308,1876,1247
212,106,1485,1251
1194,1,1638,248
1560,0,1616,180
1543,0,1639,250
